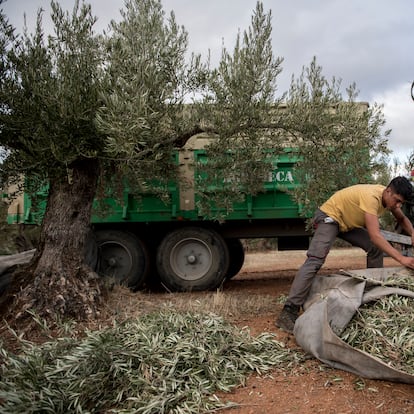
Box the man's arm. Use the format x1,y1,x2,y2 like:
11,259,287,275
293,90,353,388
365,212,414,269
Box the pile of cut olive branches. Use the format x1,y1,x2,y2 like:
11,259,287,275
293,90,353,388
0,311,303,414
340,276,414,376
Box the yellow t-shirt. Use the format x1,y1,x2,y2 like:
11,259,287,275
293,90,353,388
320,184,386,232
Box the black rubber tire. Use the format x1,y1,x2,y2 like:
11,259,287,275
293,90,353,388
95,230,150,289
225,238,245,279
156,227,229,292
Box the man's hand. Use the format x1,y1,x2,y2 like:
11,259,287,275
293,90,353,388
399,255,414,270
365,212,414,268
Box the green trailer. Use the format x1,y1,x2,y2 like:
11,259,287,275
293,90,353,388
6,133,310,291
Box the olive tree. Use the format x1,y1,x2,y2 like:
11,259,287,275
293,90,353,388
284,58,390,218
407,150,414,172
0,0,285,322
96,0,205,194
194,2,286,213
0,0,105,321
97,0,285,214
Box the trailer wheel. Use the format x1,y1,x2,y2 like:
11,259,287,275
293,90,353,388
95,230,149,289
225,238,245,279
156,227,229,292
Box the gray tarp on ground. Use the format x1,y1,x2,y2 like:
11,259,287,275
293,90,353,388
0,250,35,274
294,267,414,384
0,250,35,294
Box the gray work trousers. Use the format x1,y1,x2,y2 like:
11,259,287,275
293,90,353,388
287,209,383,307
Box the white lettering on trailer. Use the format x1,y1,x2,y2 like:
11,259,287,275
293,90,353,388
268,170,294,182
274,170,294,182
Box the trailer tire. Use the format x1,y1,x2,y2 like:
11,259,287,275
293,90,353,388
95,230,149,289
156,227,229,292
225,238,245,279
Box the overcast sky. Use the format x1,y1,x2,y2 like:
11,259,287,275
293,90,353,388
2,0,414,164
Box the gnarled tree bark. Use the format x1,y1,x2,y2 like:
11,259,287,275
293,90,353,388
3,159,103,325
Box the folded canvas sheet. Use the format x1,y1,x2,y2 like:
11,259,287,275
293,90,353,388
294,267,414,384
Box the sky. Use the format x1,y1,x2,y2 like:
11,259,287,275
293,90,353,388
2,0,414,165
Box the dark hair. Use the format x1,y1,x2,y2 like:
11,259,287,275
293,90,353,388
387,176,414,201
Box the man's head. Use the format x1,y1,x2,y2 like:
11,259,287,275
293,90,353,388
382,176,414,210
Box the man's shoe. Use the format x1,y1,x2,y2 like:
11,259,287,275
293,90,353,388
275,304,300,333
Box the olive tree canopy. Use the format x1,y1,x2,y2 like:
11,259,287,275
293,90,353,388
285,58,390,217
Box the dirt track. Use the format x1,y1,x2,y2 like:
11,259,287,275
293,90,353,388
238,247,401,276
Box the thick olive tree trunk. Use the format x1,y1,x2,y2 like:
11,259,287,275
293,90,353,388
7,159,103,323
